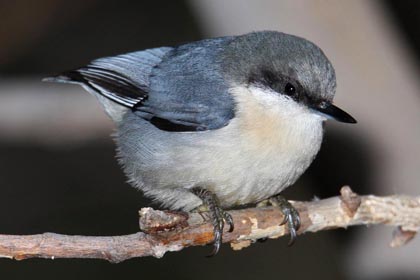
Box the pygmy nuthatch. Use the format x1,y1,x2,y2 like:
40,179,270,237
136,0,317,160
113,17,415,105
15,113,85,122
46,31,356,255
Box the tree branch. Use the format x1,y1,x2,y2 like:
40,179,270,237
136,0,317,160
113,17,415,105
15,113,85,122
0,186,418,262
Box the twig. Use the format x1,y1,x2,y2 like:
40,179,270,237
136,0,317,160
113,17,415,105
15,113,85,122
0,186,418,262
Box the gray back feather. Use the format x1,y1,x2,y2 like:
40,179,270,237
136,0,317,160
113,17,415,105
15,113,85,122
92,47,172,90
139,37,236,130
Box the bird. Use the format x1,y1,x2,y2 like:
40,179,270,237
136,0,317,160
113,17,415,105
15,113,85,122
45,31,356,256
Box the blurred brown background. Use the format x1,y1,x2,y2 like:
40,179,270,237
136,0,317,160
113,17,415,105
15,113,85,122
0,1,419,279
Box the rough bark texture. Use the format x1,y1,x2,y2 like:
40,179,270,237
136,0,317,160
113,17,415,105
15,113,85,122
0,187,418,263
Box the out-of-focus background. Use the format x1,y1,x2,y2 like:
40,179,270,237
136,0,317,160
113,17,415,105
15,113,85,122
0,0,419,279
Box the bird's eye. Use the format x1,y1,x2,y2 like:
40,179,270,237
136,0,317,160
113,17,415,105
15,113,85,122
284,83,296,96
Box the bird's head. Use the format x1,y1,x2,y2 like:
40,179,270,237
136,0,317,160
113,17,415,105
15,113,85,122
221,31,356,124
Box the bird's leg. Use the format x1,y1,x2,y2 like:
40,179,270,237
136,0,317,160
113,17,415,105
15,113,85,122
269,195,301,246
191,187,234,256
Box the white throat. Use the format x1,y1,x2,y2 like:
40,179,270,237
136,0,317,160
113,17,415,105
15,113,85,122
229,85,326,150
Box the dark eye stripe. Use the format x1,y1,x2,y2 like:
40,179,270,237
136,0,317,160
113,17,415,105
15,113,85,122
248,70,325,107
251,70,298,95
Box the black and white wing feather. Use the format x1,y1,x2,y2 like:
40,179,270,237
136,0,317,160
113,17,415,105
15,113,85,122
46,38,235,132
45,47,172,109
75,66,144,107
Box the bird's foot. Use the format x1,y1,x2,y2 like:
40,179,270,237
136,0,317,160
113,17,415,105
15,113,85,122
191,187,234,256
269,195,301,246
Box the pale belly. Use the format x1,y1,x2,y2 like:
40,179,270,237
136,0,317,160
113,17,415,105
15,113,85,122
168,117,323,207
116,112,324,210
116,86,325,211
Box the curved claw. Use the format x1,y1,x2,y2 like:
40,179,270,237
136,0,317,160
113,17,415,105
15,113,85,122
286,213,297,246
287,227,297,246
294,211,301,231
191,187,235,256
223,212,234,232
207,229,222,257
207,210,227,257
273,195,301,246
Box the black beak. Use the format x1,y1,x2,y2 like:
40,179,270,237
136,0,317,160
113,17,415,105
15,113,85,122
313,102,357,123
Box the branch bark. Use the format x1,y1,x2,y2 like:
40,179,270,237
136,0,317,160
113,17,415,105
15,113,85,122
0,186,418,263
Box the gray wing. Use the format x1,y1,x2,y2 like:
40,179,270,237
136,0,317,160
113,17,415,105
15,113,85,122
47,39,235,132
46,47,170,108
138,37,235,131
